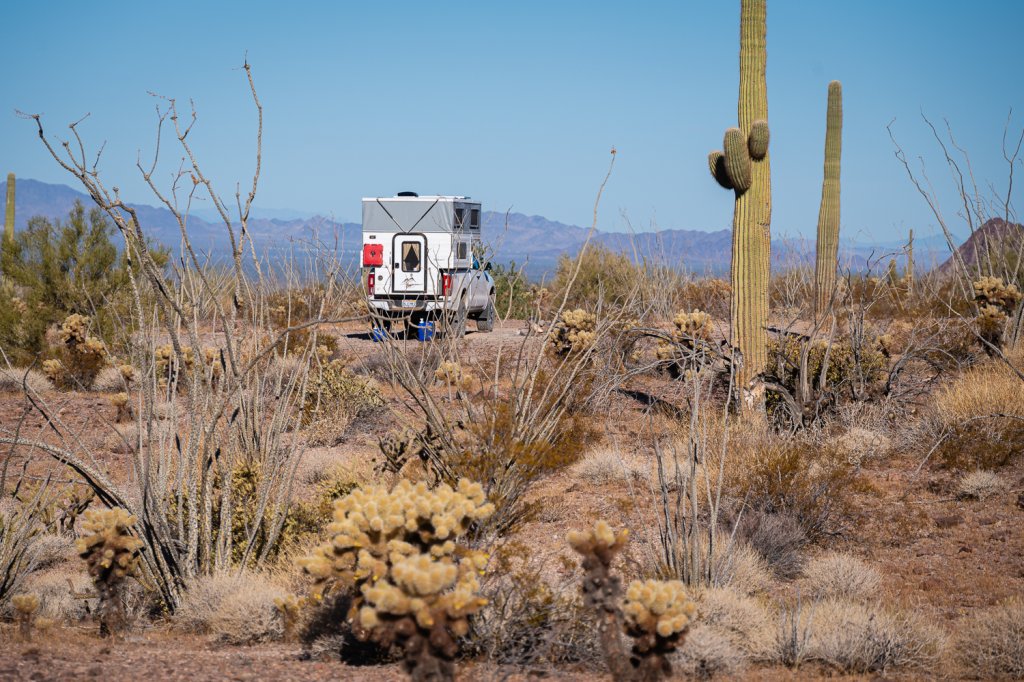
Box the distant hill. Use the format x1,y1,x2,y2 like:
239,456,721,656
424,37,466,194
938,218,1024,275
1,177,950,279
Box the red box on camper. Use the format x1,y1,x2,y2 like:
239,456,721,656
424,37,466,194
362,243,383,267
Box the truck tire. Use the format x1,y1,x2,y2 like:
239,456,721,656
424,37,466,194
477,294,495,332
448,295,468,338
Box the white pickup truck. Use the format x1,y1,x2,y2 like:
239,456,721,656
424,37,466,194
362,193,495,336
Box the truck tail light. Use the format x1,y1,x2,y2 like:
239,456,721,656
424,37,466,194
440,273,452,297
367,270,376,295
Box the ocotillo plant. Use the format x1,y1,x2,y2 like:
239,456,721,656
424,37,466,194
813,81,843,321
707,0,772,390
4,172,13,244
905,228,915,291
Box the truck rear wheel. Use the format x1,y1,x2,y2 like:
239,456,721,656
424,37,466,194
477,294,495,332
447,296,468,338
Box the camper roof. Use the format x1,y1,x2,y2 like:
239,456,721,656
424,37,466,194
361,195,470,202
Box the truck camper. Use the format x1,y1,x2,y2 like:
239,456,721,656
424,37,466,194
361,192,495,336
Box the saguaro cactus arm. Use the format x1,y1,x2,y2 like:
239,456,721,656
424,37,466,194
4,172,14,244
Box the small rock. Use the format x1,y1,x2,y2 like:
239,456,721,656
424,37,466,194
958,545,973,553
934,514,963,529
1017,493,1024,510
989,530,1011,542
978,516,998,526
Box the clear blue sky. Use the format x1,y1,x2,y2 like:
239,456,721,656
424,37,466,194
1,1,1021,243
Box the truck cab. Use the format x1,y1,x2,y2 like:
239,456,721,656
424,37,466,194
362,193,495,335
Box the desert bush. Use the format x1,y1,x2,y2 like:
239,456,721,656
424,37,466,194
955,597,1024,679
0,202,168,361
804,598,945,674
572,447,651,486
0,366,51,394
671,623,746,679
676,278,731,321
733,510,806,579
695,587,774,659
551,244,644,310
472,540,598,667
16,568,92,623
972,276,1022,350
802,552,881,602
175,570,287,644
302,359,385,446
490,261,535,320
568,519,697,682
41,314,107,390
957,470,1009,500
931,356,1024,469
301,479,494,681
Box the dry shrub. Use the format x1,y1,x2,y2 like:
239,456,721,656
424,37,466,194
802,552,881,602
302,360,385,446
957,470,1009,500
91,365,128,393
728,433,863,542
572,448,651,486
0,367,51,394
175,570,287,644
835,427,891,466
696,587,774,659
956,597,1024,679
18,568,93,623
707,542,774,597
676,278,731,320
472,540,598,667
671,624,747,679
806,598,945,674
734,510,806,580
932,357,1024,469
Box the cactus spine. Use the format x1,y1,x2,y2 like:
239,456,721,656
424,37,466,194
707,0,772,389
4,173,13,244
813,81,843,321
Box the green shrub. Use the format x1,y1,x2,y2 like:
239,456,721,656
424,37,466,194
490,261,534,320
551,244,643,310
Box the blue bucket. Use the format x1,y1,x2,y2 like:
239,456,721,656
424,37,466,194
370,327,389,342
416,321,436,342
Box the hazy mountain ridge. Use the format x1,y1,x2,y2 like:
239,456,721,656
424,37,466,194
3,178,953,278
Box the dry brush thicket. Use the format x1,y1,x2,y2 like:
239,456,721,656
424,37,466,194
3,17,1024,681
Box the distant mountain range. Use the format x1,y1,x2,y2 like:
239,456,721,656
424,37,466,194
2,178,956,279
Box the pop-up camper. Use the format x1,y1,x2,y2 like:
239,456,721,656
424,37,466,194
361,192,495,335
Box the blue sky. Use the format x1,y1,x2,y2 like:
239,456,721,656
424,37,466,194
1,1,1021,243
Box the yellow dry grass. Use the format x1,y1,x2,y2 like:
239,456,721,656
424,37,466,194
933,350,1024,427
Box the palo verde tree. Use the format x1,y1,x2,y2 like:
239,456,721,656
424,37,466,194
707,0,772,393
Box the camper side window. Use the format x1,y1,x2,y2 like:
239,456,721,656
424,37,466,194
470,208,480,229
454,208,465,229
458,242,468,260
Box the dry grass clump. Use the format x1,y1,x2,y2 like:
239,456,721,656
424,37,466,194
955,597,1024,679
175,570,287,644
671,624,747,679
695,587,774,659
18,568,93,623
572,448,651,485
805,598,945,674
0,367,51,394
709,542,774,597
802,552,881,602
932,356,1024,469
957,470,1010,500
835,427,891,466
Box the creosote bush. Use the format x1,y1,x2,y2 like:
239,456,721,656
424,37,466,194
569,519,696,681
300,479,494,682
76,508,143,637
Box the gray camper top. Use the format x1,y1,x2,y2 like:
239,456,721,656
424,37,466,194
362,195,481,234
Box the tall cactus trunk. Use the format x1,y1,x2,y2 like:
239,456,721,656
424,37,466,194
813,82,843,322
708,0,771,392
905,228,915,292
3,173,13,244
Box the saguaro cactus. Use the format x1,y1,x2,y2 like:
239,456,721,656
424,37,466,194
905,228,915,292
4,172,13,244
707,0,772,390
813,81,843,321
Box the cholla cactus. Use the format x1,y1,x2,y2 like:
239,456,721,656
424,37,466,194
300,479,494,681
569,520,695,682
550,309,598,356
972,277,1022,349
12,593,39,640
76,508,143,637
622,580,696,679
110,392,132,422
43,314,107,389
670,310,712,342
434,361,474,391
657,310,714,378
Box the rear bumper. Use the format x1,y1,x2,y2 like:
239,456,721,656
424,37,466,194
368,296,450,315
